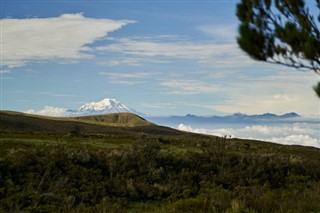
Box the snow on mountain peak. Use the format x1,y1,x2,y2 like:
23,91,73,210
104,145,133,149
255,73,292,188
78,98,133,114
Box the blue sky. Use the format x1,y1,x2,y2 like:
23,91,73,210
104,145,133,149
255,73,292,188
1,0,319,116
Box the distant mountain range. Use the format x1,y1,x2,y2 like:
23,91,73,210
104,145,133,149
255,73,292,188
73,98,302,127
146,112,301,127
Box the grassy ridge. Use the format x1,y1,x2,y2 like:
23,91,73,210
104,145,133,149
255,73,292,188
0,111,186,136
0,111,152,127
70,113,153,127
0,111,320,212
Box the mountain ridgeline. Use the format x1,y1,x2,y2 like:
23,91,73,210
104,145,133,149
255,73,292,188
0,111,184,136
147,112,300,126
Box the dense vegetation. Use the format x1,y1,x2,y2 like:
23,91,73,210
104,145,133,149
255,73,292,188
1,112,320,212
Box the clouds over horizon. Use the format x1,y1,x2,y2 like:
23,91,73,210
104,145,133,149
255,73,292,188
25,104,320,149
2,13,135,68
178,123,320,148
25,106,69,117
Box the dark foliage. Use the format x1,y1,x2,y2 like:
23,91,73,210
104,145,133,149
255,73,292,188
237,0,320,96
1,133,320,212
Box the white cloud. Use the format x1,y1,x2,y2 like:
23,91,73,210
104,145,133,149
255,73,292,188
0,69,11,74
96,38,256,67
25,106,69,117
213,90,318,116
177,123,320,148
99,71,152,79
99,71,154,85
158,66,316,109
2,13,135,68
0,77,14,80
196,25,236,41
98,57,169,67
270,135,319,148
161,79,219,95
203,70,319,115
94,35,318,114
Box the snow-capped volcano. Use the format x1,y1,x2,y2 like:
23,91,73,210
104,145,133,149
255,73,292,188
78,98,136,115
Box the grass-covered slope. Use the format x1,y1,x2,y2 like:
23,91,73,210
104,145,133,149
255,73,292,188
0,110,320,212
71,113,153,127
0,111,184,136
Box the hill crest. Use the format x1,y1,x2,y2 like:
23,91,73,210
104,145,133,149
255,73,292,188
0,110,185,136
0,111,152,127
70,112,152,127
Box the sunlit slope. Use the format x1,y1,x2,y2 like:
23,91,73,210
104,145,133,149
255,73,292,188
70,113,152,127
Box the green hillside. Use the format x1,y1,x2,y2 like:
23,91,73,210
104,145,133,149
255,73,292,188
0,111,185,136
70,113,153,127
0,111,320,212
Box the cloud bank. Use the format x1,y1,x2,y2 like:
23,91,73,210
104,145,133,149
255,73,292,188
2,13,135,68
178,123,320,148
25,106,69,117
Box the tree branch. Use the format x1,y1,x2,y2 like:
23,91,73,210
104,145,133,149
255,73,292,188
268,57,320,75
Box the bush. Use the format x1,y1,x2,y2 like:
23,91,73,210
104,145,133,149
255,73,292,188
0,135,320,212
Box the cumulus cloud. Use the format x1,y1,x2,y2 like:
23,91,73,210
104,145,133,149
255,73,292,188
177,123,320,148
25,106,69,117
2,13,135,68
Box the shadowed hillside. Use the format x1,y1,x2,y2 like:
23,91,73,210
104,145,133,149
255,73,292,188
0,111,185,136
